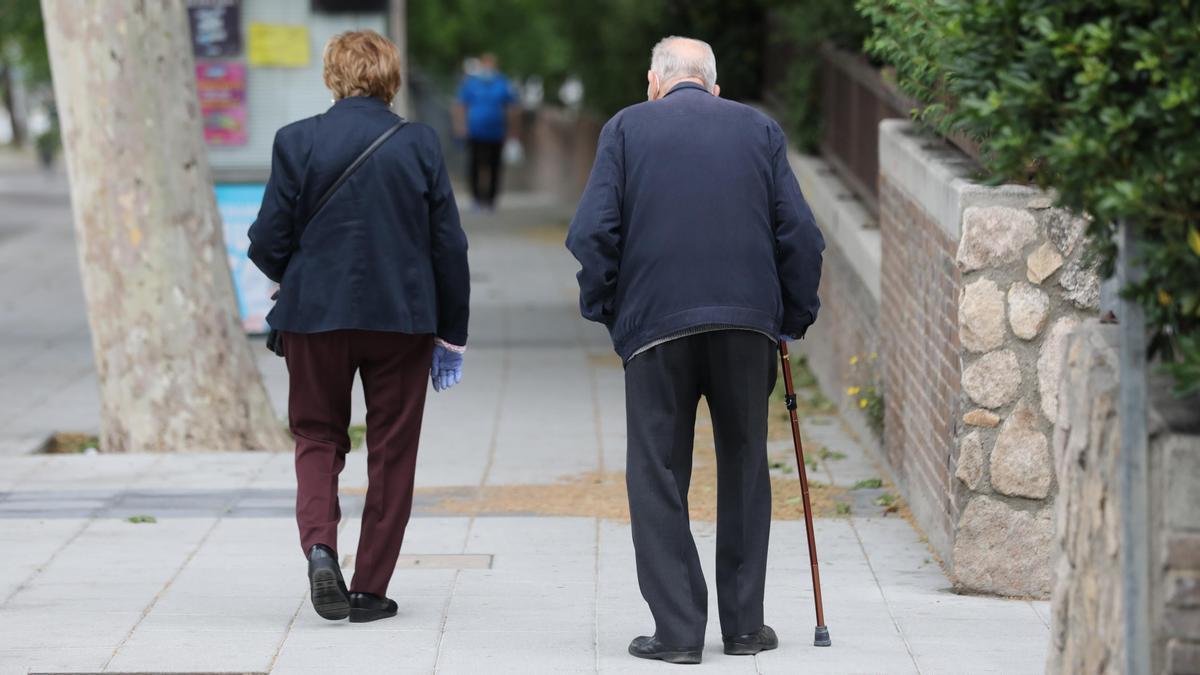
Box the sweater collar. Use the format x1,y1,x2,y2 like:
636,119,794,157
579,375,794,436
330,95,391,111
664,81,709,98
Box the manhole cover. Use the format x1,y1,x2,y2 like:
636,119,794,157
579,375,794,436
341,553,492,569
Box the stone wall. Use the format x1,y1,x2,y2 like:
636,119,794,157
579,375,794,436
878,121,1099,595
1049,321,1200,674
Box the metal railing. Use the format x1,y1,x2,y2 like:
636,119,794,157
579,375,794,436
818,44,913,215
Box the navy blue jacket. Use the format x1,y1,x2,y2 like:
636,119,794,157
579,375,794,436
566,83,824,361
248,96,470,345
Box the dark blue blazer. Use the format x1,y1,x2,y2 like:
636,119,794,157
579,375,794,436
248,96,470,345
566,83,824,361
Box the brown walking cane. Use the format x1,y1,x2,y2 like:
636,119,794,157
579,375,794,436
778,340,831,647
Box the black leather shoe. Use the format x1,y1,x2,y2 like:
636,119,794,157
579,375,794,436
628,635,702,665
349,592,398,623
723,625,779,655
307,544,349,621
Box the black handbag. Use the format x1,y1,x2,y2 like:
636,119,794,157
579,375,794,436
265,119,407,357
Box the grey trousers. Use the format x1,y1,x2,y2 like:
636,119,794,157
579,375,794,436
624,330,776,647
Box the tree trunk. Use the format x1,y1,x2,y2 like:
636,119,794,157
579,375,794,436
41,0,290,452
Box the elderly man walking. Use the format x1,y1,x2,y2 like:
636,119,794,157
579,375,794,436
567,36,824,664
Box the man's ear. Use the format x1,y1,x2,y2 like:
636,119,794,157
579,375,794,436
646,70,657,100
712,83,721,97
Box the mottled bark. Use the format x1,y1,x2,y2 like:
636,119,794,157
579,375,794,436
41,0,289,452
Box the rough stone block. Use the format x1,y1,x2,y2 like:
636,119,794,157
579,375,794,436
963,409,1001,428
1166,607,1200,641
953,494,1052,596
1167,639,1200,675
963,349,1022,409
1168,573,1200,608
1039,317,1080,425
957,431,987,491
1008,281,1050,340
1059,258,1101,310
1169,534,1200,570
1045,209,1089,257
1027,241,1065,284
958,206,1039,272
1167,435,1200,531
960,278,1008,352
991,400,1053,500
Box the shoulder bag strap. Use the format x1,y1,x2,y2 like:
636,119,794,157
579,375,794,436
297,118,407,238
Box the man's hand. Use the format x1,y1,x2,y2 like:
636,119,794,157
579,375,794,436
431,341,465,392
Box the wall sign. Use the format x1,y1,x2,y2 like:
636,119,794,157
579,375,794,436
248,23,311,67
196,61,247,146
216,183,273,334
187,0,242,58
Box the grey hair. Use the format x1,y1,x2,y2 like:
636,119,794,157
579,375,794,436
650,36,717,90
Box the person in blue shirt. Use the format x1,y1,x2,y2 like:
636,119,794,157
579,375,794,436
453,53,517,209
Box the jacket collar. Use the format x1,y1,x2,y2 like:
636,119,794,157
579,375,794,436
664,81,709,98
330,95,391,111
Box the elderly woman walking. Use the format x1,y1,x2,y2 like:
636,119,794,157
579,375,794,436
248,30,469,624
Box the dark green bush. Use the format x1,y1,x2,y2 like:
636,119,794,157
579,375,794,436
860,0,1200,396
769,0,871,151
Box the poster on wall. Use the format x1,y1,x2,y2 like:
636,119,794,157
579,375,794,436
187,0,242,58
196,61,247,146
216,184,273,334
247,23,311,67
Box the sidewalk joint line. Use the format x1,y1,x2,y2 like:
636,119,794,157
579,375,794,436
0,453,168,609
267,491,358,673
432,344,510,674
101,452,275,672
847,515,923,674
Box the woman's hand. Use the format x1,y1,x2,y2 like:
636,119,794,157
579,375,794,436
431,340,465,392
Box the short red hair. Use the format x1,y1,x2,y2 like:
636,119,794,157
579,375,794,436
322,30,401,102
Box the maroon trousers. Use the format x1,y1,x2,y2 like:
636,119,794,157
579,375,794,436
284,329,433,597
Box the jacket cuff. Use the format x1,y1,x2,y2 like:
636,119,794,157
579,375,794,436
435,337,466,353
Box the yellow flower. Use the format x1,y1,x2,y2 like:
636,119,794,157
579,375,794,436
1189,227,1200,257
1158,289,1173,306
869,352,878,361
859,398,869,409
849,355,859,365
847,386,861,396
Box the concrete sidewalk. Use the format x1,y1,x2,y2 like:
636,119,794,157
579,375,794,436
0,167,1050,673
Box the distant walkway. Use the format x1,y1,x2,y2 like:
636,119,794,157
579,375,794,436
0,163,1049,673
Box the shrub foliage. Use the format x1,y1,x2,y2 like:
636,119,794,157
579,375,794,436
860,0,1200,395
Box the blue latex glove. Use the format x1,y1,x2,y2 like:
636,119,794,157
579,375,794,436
431,343,464,392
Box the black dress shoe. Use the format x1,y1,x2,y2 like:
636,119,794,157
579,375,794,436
723,624,779,655
349,592,398,623
628,635,702,665
307,544,349,621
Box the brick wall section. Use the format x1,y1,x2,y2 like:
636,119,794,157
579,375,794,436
878,173,962,558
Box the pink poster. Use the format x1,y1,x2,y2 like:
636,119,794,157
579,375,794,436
196,60,247,146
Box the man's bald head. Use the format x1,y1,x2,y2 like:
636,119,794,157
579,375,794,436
647,36,718,100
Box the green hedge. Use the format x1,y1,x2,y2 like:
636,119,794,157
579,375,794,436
860,0,1200,396
768,0,870,151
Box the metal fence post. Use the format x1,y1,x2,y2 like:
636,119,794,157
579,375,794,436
1117,219,1151,675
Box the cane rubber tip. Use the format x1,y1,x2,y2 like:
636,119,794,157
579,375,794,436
814,625,831,647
